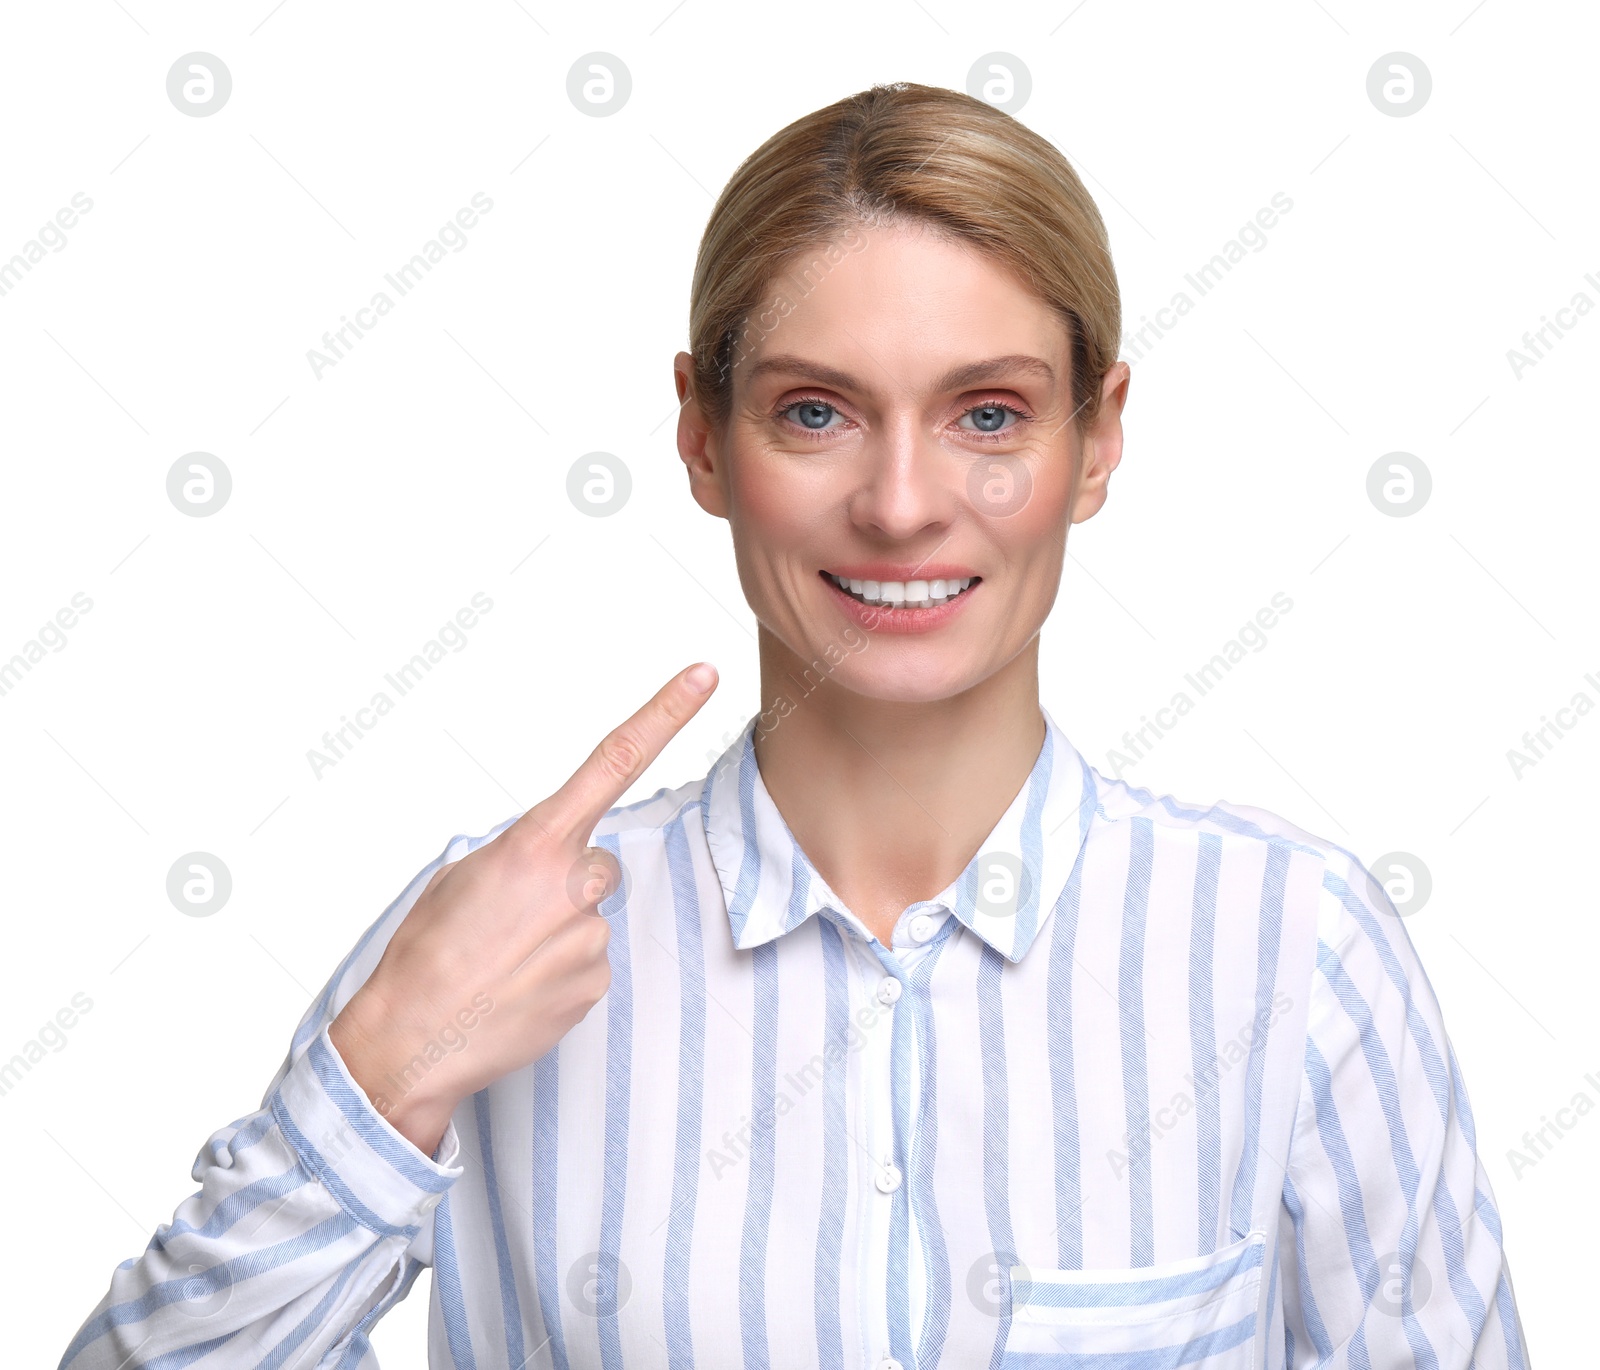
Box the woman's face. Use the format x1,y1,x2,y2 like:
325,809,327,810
674,218,1128,705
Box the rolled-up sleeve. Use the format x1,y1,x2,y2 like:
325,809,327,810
1279,847,1529,1368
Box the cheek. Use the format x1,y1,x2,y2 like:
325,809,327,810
728,457,792,534
991,451,1074,551
727,447,840,546
724,454,825,607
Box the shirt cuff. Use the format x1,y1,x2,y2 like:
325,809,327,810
269,1023,464,1239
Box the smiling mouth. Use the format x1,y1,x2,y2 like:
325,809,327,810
821,570,981,609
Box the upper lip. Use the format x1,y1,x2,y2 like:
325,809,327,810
822,564,980,582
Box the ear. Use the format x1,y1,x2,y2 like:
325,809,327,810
674,350,729,520
1069,360,1131,526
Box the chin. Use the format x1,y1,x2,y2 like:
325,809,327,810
808,653,986,707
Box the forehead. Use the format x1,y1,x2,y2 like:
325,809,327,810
735,221,1072,398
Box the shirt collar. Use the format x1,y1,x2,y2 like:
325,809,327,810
698,706,1099,963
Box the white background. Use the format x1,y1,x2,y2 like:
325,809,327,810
3,0,1591,1364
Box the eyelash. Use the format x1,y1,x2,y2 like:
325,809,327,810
772,395,1034,443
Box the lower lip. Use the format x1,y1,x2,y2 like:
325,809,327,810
819,572,981,635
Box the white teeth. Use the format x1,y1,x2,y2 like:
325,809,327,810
827,573,975,607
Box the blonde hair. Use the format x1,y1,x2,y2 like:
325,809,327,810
687,81,1121,437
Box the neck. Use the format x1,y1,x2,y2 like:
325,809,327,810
750,623,1047,948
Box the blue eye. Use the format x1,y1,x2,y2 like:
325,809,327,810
777,397,1027,438
786,400,837,430
961,404,1019,433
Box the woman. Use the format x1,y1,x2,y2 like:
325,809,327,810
62,82,1525,1369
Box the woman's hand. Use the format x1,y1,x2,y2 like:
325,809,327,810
328,662,719,1156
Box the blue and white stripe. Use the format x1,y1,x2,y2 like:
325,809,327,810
61,706,1527,1368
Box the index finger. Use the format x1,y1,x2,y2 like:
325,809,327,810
520,661,718,845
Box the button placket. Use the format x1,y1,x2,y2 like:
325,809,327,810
871,971,903,1187
855,941,904,1370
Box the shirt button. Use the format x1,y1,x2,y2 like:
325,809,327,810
876,976,902,1005
908,912,936,942
875,1162,902,1193
877,1359,903,1370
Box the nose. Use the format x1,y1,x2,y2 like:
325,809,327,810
848,416,959,540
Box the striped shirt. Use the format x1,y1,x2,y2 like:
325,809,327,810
62,705,1527,1369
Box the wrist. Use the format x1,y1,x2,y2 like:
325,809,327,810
328,998,459,1156
379,1094,456,1161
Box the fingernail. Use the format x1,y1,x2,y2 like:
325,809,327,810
686,662,716,693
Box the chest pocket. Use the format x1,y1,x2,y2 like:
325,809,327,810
999,1230,1265,1369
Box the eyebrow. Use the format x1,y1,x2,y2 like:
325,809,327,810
742,352,1057,395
